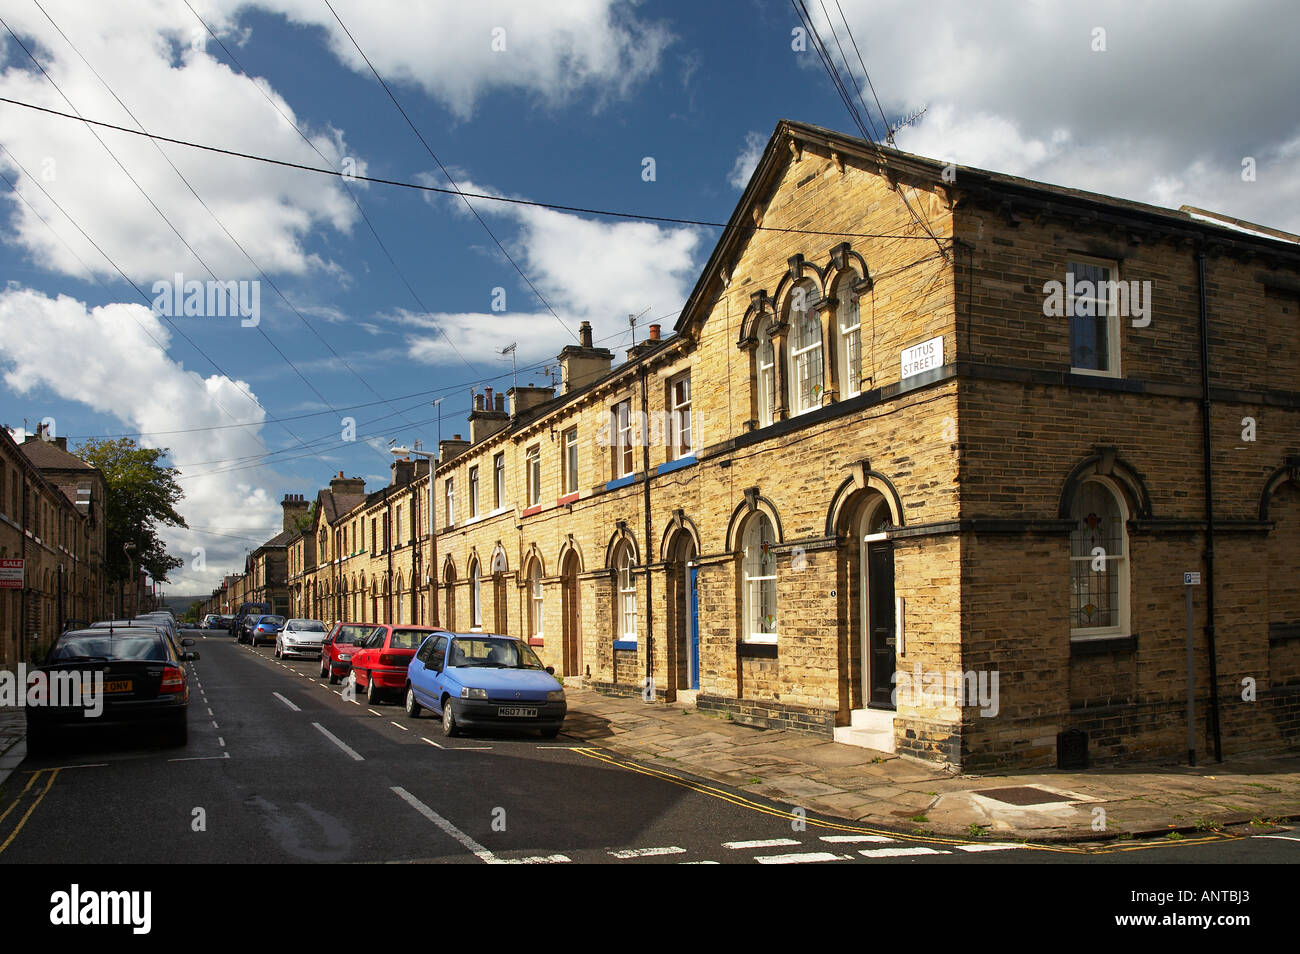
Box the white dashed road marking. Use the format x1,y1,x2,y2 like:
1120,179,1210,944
273,692,301,712
723,838,801,850
313,722,364,761
391,786,570,864
858,847,950,858
608,846,687,859
755,851,852,864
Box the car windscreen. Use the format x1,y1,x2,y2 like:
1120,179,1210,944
336,625,373,644
51,634,168,662
260,616,285,626
447,637,544,669
289,620,325,631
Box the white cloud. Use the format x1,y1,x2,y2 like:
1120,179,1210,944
728,130,766,189
399,178,703,367
813,0,1300,230
0,285,283,592
0,1,360,283
258,0,674,119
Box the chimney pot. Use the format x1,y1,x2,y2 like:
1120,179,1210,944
495,392,505,412
453,434,462,441
649,324,661,340
485,387,493,404
579,320,593,348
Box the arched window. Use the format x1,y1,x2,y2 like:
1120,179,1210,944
757,315,777,427
835,276,862,398
528,560,544,639
1069,478,1129,637
469,559,482,630
742,513,778,643
788,281,823,414
614,541,637,643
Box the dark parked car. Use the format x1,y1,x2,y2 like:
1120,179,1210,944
231,602,272,637
25,628,198,754
246,615,285,648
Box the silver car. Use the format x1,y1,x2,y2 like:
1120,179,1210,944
276,619,327,659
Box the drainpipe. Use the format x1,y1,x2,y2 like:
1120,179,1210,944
19,475,27,660
640,362,655,696
1197,248,1223,762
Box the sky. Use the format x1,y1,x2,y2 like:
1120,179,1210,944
1,0,1297,596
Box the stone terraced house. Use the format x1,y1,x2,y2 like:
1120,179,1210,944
269,119,1299,772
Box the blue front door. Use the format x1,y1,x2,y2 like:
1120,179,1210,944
689,566,700,690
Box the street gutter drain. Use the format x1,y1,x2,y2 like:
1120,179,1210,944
975,786,1069,806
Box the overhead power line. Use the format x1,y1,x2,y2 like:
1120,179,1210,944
0,95,948,243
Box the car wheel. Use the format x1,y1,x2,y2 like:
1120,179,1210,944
274,640,281,658
540,727,560,739
441,699,459,737
405,687,421,718
328,668,339,686
366,674,382,705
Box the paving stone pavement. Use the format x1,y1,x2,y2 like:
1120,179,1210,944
562,686,1300,843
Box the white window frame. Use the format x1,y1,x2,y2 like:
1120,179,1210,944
468,466,479,518
613,399,634,478
836,282,862,398
1067,256,1121,378
529,561,544,639
563,427,579,494
616,543,637,642
669,372,692,460
526,444,541,507
444,477,455,526
788,282,823,415
741,514,778,644
470,560,482,629
1068,476,1130,640
757,318,776,427
493,452,506,511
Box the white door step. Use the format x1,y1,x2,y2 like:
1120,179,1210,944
833,725,895,753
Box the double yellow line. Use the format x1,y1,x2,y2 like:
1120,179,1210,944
572,747,1237,855
0,768,59,856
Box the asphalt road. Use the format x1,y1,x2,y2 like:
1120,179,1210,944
3,628,1298,866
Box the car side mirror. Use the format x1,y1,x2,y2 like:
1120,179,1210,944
545,666,555,675
182,638,195,646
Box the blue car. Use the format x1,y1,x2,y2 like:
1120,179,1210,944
404,633,566,739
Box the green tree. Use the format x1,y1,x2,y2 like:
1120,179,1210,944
292,499,317,533
76,438,187,584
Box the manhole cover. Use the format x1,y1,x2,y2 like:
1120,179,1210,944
975,786,1068,806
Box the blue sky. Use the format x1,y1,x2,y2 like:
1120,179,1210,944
2,0,1297,593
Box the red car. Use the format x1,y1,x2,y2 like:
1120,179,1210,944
319,622,379,684
349,625,445,704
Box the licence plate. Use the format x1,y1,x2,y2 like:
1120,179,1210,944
104,679,133,694
497,706,537,718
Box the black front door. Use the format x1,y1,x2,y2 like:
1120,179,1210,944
867,542,896,708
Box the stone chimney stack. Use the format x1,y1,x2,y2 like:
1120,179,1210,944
390,457,415,486
329,472,366,497
281,493,310,533
439,434,470,464
470,385,509,444
508,383,556,419
557,320,613,394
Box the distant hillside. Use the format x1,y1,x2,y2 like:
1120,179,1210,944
160,594,206,616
